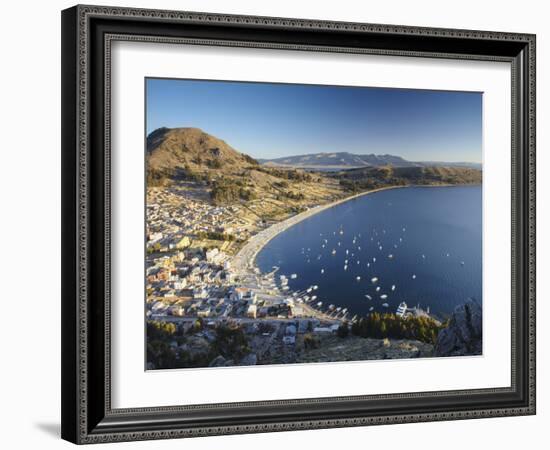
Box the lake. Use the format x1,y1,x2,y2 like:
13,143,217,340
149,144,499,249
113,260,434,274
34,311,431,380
256,185,482,319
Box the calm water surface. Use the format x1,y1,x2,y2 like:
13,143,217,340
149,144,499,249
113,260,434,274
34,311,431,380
256,186,482,319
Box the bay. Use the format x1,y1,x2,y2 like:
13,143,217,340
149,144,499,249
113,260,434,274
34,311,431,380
256,185,482,319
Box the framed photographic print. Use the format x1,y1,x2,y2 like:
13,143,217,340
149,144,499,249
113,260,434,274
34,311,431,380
61,5,536,444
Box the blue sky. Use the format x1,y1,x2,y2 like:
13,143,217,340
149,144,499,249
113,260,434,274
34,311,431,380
146,78,482,163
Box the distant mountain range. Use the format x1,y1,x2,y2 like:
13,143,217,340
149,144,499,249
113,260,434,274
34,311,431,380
258,152,481,171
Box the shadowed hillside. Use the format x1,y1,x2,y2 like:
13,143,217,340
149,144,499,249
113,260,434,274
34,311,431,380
335,165,482,192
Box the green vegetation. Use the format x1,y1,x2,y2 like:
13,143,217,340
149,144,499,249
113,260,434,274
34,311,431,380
351,313,443,344
337,166,481,193
196,230,236,241
336,321,350,338
242,153,259,165
146,320,251,370
211,324,250,361
206,158,223,169
146,167,175,187
256,166,314,182
210,178,257,205
303,333,321,350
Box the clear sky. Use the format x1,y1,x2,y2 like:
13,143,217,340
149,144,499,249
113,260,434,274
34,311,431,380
146,78,482,163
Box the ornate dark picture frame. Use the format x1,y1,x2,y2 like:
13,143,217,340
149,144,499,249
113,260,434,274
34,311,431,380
61,4,536,444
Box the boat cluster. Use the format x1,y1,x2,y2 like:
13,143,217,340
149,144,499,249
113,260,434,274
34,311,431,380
281,223,465,319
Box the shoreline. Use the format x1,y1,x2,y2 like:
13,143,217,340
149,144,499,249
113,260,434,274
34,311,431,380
232,184,417,272
230,183,477,322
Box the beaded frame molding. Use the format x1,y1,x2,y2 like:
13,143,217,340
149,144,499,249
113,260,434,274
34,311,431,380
61,4,536,444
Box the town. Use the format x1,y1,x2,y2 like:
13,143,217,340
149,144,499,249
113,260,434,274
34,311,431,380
146,185,347,368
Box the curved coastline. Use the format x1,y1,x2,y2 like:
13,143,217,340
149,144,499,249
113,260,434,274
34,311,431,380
231,185,409,273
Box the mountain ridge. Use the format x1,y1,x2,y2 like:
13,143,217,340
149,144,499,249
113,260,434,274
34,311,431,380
259,152,481,170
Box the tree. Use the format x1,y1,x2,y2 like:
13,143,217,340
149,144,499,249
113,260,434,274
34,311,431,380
212,325,250,360
336,321,349,338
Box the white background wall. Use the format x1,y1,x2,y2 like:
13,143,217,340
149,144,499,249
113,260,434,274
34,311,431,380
0,0,546,448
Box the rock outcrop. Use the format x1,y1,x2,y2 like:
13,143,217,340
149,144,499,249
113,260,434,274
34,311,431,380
435,299,482,357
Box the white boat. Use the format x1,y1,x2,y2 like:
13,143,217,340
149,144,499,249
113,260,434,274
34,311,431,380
396,302,408,317
336,307,342,312
321,269,325,274
373,257,377,262
303,295,310,301
382,303,389,308
344,265,348,270
316,301,323,307
367,263,370,267
412,274,417,279
307,287,312,293
328,304,335,310
375,286,381,292
422,254,426,259
313,285,318,290
346,249,349,255
380,294,388,300
344,259,348,264
391,285,396,291
379,246,383,251
365,294,372,300
356,276,361,281
461,261,465,266
371,277,379,283
311,295,317,301
331,249,336,255
369,306,375,312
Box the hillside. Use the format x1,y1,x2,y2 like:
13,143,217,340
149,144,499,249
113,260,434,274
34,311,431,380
146,127,481,220
260,152,418,170
260,152,481,171
335,165,482,192
147,127,258,176
146,127,345,220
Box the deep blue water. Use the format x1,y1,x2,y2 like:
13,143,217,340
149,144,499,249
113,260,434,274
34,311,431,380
256,186,482,319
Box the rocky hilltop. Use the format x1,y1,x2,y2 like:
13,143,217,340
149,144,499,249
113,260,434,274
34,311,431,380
147,127,258,174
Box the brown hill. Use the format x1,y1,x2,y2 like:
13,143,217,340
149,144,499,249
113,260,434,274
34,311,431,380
147,127,258,174
146,128,344,214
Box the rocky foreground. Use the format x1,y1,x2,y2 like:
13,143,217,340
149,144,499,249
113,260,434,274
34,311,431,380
435,300,482,357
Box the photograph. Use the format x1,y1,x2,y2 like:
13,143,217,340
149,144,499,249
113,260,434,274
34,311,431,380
54,2,537,445
145,78,483,370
